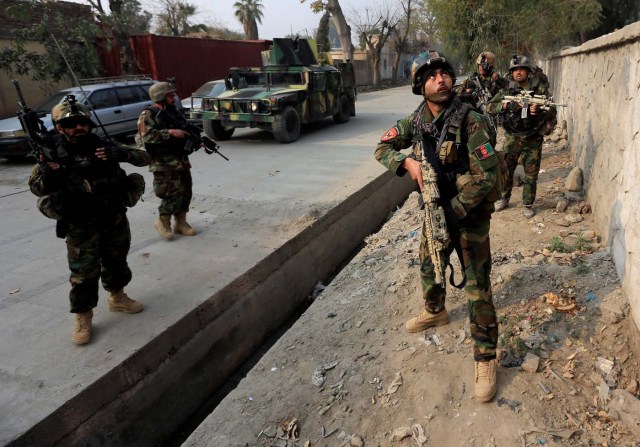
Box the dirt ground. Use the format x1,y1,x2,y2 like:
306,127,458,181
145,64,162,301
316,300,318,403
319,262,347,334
185,129,640,447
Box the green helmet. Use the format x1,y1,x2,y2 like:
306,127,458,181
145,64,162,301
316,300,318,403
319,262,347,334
410,50,456,95
51,99,95,127
509,55,531,72
149,82,177,102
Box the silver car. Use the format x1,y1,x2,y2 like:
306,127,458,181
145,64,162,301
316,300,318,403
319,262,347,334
0,76,156,159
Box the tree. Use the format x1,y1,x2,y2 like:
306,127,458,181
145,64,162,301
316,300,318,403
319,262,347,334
389,0,416,83
427,0,601,72
0,1,101,85
302,0,354,61
87,0,152,73
233,0,264,40
316,10,332,54
155,0,207,36
586,0,639,41
351,3,401,86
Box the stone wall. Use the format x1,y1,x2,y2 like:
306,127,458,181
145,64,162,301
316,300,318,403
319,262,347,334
542,22,640,331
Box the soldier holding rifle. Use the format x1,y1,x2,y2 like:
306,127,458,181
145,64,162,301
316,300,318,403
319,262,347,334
375,51,503,402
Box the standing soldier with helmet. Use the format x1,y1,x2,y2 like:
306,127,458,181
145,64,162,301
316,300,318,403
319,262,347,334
138,81,199,241
461,51,507,108
488,55,557,217
375,50,502,402
28,98,150,345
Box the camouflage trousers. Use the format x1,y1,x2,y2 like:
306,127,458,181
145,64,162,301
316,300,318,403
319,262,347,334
152,170,193,216
419,216,498,361
66,211,132,313
502,133,544,206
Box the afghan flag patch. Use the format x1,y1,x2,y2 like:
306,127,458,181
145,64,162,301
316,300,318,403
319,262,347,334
381,126,399,142
474,142,495,160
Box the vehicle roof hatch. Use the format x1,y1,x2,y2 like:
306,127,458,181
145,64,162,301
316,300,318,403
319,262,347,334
261,38,318,66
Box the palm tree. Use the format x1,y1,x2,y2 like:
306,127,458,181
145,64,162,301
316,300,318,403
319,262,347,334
233,0,264,40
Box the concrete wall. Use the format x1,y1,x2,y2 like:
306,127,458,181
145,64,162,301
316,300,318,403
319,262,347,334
542,22,640,331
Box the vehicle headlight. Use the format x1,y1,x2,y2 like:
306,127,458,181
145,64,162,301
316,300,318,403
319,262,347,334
251,102,259,112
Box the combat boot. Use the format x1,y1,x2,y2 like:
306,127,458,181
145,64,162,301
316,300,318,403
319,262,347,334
405,309,449,333
155,215,173,240
522,206,535,218
108,289,144,314
173,211,196,236
494,198,509,212
72,310,93,345
475,359,498,402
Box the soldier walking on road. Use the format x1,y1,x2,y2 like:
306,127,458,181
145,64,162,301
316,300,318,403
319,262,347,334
28,99,149,345
489,55,557,218
374,51,502,402
138,82,198,241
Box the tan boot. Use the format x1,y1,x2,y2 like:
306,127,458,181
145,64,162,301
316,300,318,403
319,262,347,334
494,198,509,212
475,359,498,402
173,211,196,236
155,215,173,240
72,310,93,345
405,309,449,333
108,289,144,314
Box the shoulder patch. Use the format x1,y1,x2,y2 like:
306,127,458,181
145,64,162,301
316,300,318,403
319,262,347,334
474,142,495,160
381,126,399,142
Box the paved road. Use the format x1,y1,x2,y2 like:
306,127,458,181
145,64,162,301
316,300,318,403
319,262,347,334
0,86,416,444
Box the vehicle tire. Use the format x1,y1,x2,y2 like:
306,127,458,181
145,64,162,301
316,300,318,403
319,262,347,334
203,119,234,141
272,105,301,143
333,95,350,123
349,97,356,117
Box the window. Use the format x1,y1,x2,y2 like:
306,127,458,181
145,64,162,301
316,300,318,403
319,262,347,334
313,73,326,91
116,86,145,105
88,89,119,109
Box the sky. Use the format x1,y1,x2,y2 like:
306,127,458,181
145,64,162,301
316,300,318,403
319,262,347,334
135,0,371,42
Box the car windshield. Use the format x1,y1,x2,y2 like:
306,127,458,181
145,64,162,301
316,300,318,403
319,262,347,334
34,90,88,113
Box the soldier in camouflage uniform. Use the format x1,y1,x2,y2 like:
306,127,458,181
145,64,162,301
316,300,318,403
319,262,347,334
488,55,557,218
138,82,199,241
28,99,149,345
375,51,500,402
460,51,507,108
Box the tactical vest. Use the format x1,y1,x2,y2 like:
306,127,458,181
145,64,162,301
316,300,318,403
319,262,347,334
142,105,188,155
501,79,548,137
49,134,129,222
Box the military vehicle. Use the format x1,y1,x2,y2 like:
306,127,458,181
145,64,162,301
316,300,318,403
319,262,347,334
190,38,356,144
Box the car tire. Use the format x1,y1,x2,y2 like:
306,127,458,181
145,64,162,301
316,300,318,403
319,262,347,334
272,105,301,143
203,119,234,141
333,95,350,124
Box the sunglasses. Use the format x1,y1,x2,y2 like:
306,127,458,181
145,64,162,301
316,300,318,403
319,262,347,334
59,117,92,129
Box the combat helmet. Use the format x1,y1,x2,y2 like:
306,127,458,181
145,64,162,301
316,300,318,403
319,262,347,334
410,50,456,95
149,82,177,102
509,55,531,72
476,51,496,68
52,97,96,127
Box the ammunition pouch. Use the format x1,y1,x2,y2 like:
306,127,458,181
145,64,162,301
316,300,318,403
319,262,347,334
124,173,145,207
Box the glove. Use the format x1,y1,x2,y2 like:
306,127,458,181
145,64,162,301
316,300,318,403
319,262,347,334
507,101,520,112
103,145,129,162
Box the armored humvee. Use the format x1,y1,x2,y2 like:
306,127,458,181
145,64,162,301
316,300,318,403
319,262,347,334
190,38,356,144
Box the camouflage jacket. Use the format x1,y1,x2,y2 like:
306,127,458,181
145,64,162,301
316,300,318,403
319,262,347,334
29,134,149,222
374,96,499,220
138,104,192,172
461,72,507,102
486,75,556,138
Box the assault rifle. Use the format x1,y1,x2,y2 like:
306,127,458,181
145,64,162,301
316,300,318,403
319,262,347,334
12,80,57,161
417,142,451,287
156,108,229,161
502,91,566,118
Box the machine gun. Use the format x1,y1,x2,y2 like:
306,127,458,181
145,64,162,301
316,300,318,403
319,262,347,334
502,91,566,118
156,108,229,161
12,80,57,161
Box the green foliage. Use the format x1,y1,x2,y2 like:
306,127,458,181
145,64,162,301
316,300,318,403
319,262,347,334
316,10,332,53
426,0,602,72
233,0,264,40
155,0,207,36
548,236,570,253
587,0,640,40
0,3,101,84
573,256,589,275
574,235,592,252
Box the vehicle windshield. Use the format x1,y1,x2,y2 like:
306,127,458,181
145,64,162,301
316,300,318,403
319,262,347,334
270,72,304,86
194,81,226,97
34,90,88,113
